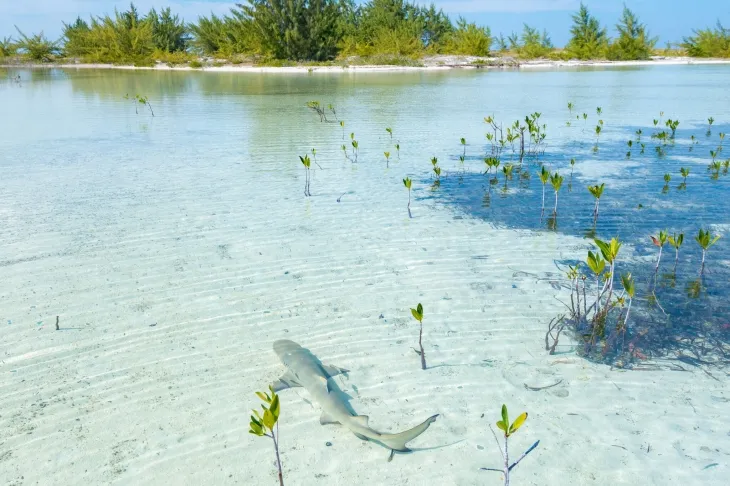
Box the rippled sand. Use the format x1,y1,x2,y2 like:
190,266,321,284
1,68,729,485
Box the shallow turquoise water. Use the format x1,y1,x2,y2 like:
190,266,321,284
1,66,729,485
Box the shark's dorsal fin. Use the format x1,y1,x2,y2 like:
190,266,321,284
319,411,341,425
272,371,301,392
351,415,369,427
322,364,349,379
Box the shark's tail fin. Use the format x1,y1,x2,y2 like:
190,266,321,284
376,415,439,452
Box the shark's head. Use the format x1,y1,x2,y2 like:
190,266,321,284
273,340,302,361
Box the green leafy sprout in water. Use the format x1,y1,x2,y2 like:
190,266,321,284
124,93,155,116
696,229,721,275
299,154,311,197
550,171,564,215
249,386,284,486
680,167,690,184
403,177,412,218
668,232,684,273
538,166,550,215
384,151,390,168
386,127,392,140
410,303,427,370
587,182,605,225
481,404,539,486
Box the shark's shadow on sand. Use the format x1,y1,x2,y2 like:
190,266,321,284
272,339,443,461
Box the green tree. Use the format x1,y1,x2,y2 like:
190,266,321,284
446,17,491,56
607,5,656,60
682,21,730,58
145,7,189,52
518,24,552,58
0,37,18,57
565,2,607,59
241,0,345,60
14,28,60,61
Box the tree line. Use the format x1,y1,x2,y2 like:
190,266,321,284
1,1,728,64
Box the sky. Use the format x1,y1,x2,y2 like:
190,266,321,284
2,0,729,47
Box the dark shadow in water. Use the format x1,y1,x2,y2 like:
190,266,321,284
427,122,730,367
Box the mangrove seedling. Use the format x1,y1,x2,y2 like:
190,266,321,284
124,94,154,116
310,148,323,169
550,172,564,215
626,140,633,159
662,173,671,193
568,102,574,116
640,143,646,154
249,387,284,486
299,154,311,197
351,139,359,163
502,164,514,189
340,120,345,140
395,143,400,159
460,137,466,158
410,303,427,370
596,107,602,116
593,125,602,152
433,165,441,184
539,166,550,214
570,158,575,176
586,250,606,313
707,116,714,137
582,113,588,123
384,151,391,168
306,101,327,122
635,129,642,141
620,273,635,331
386,127,392,140
403,177,412,218
680,167,689,183
696,229,721,275
668,232,684,272
588,183,605,225
650,230,668,287
666,119,679,138
481,404,539,486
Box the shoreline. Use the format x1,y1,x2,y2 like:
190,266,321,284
3,56,730,74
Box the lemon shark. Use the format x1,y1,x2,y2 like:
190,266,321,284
272,339,438,453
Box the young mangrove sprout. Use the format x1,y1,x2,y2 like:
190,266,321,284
596,107,602,116
350,133,359,162
593,125,602,152
481,404,539,486
582,113,588,124
550,172,564,215
306,101,328,122
410,303,427,370
340,120,345,140
635,129,642,142
620,273,635,331
568,102,573,116
299,154,311,197
433,165,442,186
403,177,412,218
124,94,154,116
570,158,575,176
502,163,514,189
696,229,721,275
311,148,322,169
666,119,679,138
386,127,392,140
249,387,284,486
707,116,714,137
662,173,671,193
588,183,605,225
668,232,684,273
650,230,668,288
395,143,400,159
626,140,633,159
680,167,690,184
539,166,550,215
460,137,466,158
384,151,391,168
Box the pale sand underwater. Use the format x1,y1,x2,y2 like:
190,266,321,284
1,68,729,485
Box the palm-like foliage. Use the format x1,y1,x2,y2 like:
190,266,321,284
606,6,656,60
14,28,60,61
566,2,607,59
682,21,730,58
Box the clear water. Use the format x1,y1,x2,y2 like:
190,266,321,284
1,66,729,485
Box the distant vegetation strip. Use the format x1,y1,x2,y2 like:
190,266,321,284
1,1,728,66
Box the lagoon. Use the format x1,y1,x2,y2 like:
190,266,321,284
1,65,729,485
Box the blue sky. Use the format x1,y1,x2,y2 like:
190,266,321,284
2,0,729,47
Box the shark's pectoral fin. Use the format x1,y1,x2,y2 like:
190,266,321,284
353,432,369,441
322,364,349,379
351,415,369,427
272,371,301,392
319,411,341,425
